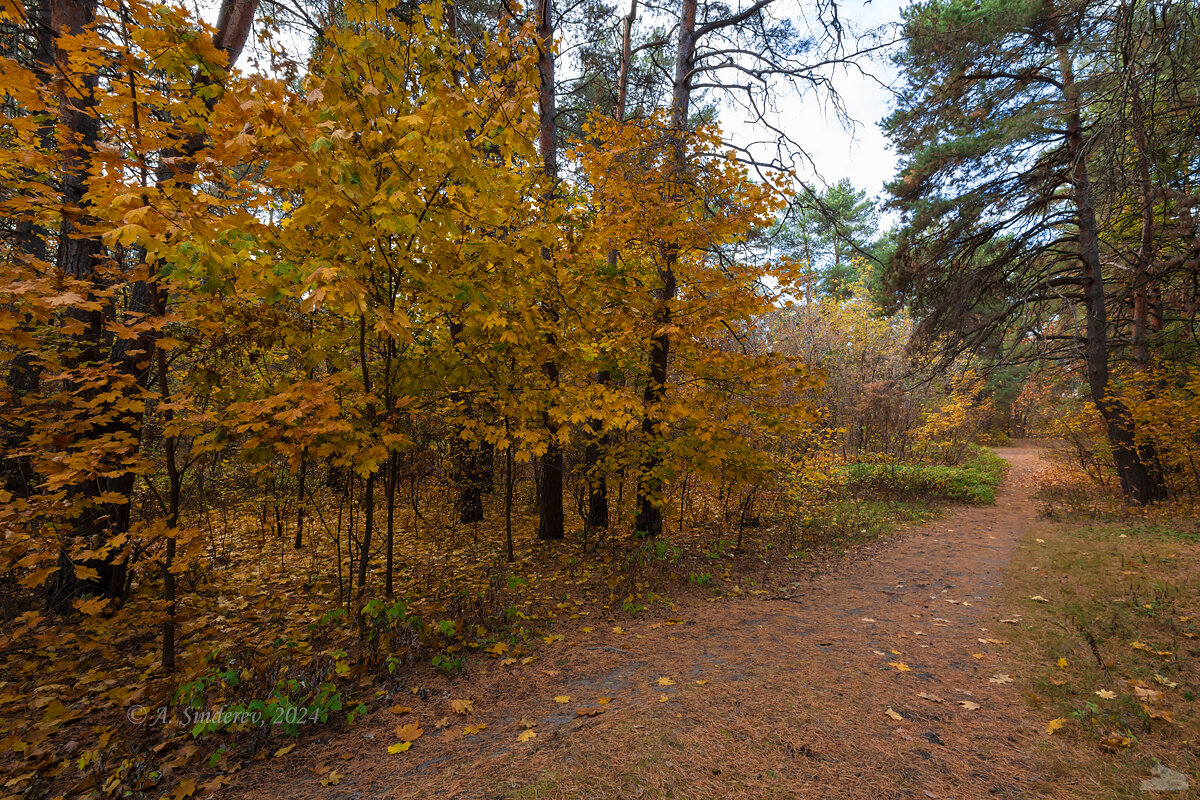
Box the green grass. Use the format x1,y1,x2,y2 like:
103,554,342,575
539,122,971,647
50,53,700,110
1000,515,1200,798
843,445,1010,505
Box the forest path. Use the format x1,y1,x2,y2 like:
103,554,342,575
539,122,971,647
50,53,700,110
233,445,1065,800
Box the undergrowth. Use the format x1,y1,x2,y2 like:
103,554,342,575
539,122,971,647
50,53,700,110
0,446,1011,799
843,444,1010,505
1000,464,1200,798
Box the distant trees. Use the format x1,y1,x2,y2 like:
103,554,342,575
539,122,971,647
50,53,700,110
778,179,882,300
884,0,1200,504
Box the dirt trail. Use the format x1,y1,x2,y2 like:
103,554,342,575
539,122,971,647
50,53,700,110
233,445,1064,800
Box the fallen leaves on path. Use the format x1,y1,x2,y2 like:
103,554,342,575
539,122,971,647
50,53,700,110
888,662,911,672
516,730,536,743
1131,641,1173,657
394,723,423,742
958,701,981,711
884,707,904,721
451,699,474,714
1045,718,1066,735
989,674,1014,685
918,692,944,703
554,695,570,704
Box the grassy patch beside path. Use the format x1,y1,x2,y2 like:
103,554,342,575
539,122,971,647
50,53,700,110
844,445,1010,505
1000,510,1200,797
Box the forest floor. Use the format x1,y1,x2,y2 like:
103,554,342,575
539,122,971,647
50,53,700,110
224,444,1197,799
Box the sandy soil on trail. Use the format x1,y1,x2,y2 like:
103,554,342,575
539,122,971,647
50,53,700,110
231,445,1067,800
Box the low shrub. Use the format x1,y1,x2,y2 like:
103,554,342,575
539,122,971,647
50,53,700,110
843,446,1009,505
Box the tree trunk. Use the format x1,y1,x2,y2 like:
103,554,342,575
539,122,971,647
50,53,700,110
356,315,376,595
634,0,695,537
584,0,639,532
448,319,485,524
535,0,564,541
1056,41,1166,505
294,454,307,549
385,450,397,595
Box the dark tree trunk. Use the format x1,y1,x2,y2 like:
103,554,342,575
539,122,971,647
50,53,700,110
635,0,695,537
385,450,397,595
447,319,485,524
634,262,677,538
535,0,564,541
1056,41,1166,505
294,453,307,549
537,361,565,541
584,2,638,532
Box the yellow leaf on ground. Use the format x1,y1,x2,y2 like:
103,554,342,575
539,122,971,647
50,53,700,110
394,723,423,742
388,705,412,715
989,674,1014,685
1098,731,1133,751
273,744,296,757
958,701,981,710
450,699,473,714
1095,690,1117,700
464,724,486,735
885,708,903,721
918,692,943,703
576,707,603,717
597,697,613,704
658,694,669,703
888,662,911,672
387,741,411,754
171,778,197,799
517,730,536,742
554,695,570,704
1141,704,1175,722
656,677,675,686
1046,718,1066,735
694,680,708,685
1056,657,1068,668
320,770,343,786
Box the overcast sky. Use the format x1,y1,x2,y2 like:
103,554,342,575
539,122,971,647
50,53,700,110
718,0,908,203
